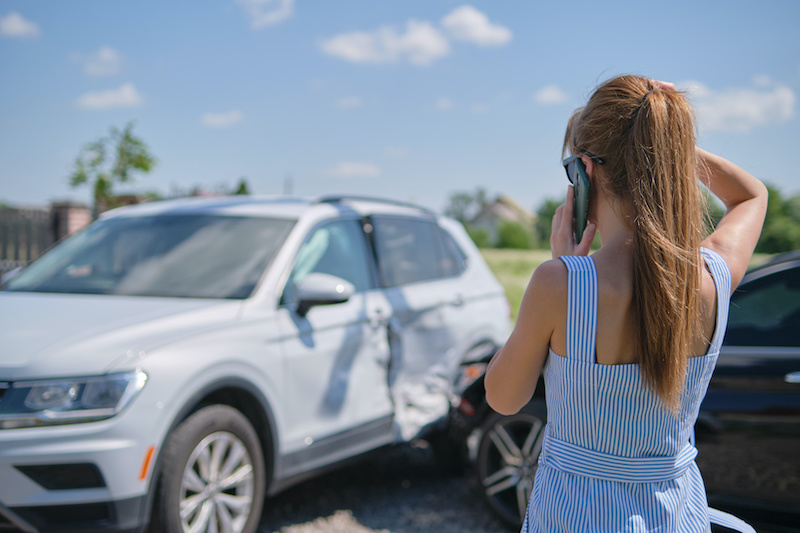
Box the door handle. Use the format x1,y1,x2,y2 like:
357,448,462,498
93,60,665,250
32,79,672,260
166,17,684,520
450,295,464,307
785,371,800,384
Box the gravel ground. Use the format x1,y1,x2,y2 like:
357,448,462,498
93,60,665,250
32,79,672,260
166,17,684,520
257,441,509,533
255,440,792,533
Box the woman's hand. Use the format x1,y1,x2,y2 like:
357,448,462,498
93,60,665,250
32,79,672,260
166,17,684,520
550,185,596,258
651,79,676,92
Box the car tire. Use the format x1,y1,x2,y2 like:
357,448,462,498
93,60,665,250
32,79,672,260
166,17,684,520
476,400,546,530
153,405,266,533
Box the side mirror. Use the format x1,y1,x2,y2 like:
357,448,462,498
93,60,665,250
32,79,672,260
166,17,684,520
295,273,355,317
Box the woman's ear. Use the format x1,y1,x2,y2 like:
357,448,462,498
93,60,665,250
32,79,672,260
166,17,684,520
581,155,596,183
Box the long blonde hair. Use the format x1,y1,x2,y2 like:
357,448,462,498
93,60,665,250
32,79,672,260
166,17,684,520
565,75,706,411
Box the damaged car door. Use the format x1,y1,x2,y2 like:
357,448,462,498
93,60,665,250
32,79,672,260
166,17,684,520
370,215,462,440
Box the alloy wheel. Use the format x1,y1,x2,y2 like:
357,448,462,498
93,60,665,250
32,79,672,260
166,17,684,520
477,411,546,528
179,431,255,533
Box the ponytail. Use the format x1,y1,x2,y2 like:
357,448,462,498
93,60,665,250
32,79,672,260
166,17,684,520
566,76,705,411
627,89,703,411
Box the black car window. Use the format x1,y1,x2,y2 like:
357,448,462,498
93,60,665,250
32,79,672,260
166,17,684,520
372,217,441,287
724,266,800,347
287,218,373,295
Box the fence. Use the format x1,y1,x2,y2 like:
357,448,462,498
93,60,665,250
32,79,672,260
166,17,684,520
0,203,90,276
0,207,54,275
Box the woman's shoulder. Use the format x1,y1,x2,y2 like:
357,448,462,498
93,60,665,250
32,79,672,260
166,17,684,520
533,257,569,284
524,258,568,302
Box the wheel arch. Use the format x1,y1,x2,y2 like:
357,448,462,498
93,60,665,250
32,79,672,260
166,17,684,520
137,377,279,532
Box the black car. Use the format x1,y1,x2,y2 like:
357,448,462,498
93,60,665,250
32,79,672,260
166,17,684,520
458,251,800,531
696,250,800,531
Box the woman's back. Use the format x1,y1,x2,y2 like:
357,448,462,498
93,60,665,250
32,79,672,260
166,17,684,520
520,249,730,532
544,249,729,456
547,243,720,366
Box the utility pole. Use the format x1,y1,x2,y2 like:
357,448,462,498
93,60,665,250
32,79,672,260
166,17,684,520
283,174,293,196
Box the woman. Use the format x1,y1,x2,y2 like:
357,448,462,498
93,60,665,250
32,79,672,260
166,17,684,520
484,76,768,532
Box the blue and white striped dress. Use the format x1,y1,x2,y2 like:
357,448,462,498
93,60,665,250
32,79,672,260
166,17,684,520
521,248,731,533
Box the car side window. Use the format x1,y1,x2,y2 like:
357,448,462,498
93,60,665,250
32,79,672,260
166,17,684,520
724,267,800,347
372,217,442,287
285,219,373,300
437,227,468,277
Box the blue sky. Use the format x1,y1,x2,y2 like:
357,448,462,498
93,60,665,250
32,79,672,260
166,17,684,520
1,0,798,214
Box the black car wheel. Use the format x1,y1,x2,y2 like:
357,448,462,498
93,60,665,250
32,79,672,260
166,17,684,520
154,405,266,533
476,401,546,530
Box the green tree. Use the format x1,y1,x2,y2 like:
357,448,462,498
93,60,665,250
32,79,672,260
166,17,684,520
534,198,561,246
69,121,156,215
786,194,800,221
496,221,532,249
444,187,489,223
465,226,490,248
233,178,251,195
756,185,800,253
758,216,800,252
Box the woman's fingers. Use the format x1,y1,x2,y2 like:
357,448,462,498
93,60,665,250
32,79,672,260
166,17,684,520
565,184,574,214
576,222,597,256
550,185,595,257
651,79,676,92
551,187,576,258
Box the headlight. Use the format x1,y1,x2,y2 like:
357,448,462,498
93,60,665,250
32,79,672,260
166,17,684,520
0,370,147,429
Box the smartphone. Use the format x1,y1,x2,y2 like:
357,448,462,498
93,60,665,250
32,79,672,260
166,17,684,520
571,158,591,244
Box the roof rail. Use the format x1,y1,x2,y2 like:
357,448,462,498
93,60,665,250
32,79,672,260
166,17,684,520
315,195,436,214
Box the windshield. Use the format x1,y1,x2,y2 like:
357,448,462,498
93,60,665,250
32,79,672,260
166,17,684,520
3,214,295,299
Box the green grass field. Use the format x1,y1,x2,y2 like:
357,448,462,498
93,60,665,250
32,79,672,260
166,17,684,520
480,249,550,321
481,248,774,322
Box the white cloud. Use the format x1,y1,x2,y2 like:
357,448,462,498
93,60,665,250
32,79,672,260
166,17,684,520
330,162,382,178
436,97,454,110
336,96,362,109
236,0,294,28
534,84,568,105
0,12,40,38
682,78,795,132
76,83,143,110
72,46,122,76
321,20,450,66
202,110,243,128
441,5,511,46
470,103,489,114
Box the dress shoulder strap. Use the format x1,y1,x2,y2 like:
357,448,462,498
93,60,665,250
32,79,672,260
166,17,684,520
558,255,597,362
700,247,732,350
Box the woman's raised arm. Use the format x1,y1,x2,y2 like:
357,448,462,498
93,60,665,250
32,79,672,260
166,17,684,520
698,147,768,290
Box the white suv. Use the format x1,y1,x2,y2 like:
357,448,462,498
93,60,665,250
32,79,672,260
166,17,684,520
0,195,511,533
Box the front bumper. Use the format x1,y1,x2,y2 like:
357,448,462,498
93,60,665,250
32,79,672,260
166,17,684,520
0,414,157,533
0,496,145,533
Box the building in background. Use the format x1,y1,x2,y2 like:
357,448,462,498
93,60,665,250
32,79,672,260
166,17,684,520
469,195,536,247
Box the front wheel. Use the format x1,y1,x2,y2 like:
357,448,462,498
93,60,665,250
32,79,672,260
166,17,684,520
475,401,546,530
153,405,266,533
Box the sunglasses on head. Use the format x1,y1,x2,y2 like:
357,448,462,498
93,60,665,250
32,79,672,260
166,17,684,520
562,153,604,184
